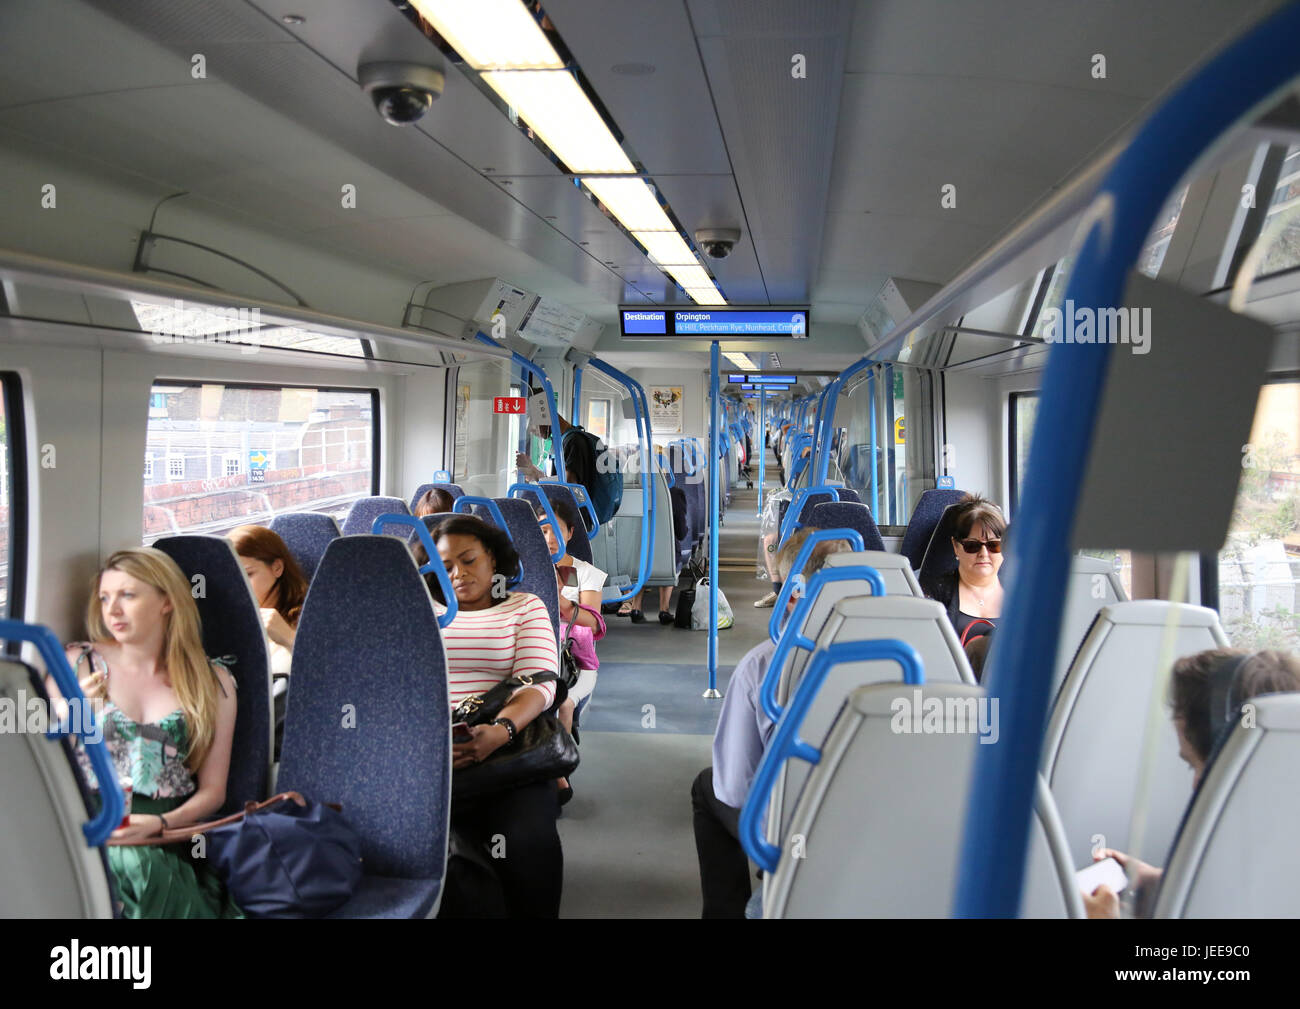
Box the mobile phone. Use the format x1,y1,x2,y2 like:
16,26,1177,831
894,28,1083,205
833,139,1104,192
451,721,473,744
1076,856,1127,896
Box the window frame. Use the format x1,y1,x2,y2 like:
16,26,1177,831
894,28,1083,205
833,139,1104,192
1008,391,1039,518
1,371,29,626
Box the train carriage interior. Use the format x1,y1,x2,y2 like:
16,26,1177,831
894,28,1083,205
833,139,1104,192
3,0,1300,927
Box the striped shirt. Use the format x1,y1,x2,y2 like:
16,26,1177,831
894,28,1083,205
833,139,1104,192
433,591,559,709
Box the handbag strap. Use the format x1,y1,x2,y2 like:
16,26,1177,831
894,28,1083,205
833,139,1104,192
110,791,309,847
960,618,996,649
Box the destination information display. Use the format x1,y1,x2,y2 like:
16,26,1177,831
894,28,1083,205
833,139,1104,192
620,307,809,338
727,374,797,384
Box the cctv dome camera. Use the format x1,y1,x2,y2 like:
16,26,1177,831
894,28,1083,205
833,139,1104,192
358,61,446,126
695,227,741,260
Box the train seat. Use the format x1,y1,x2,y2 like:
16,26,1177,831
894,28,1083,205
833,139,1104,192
513,483,594,564
1042,600,1229,868
767,594,976,846
1155,692,1300,917
1050,555,1128,702
154,535,272,814
0,655,115,918
807,501,885,551
277,536,449,919
763,682,1080,918
409,482,466,511
590,466,679,599
269,512,340,583
342,496,411,536
900,489,967,570
489,497,563,644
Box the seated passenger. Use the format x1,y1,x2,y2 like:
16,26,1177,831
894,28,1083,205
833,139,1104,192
53,547,240,918
535,496,607,805
1083,648,1300,918
228,524,307,678
924,493,1006,641
689,527,851,918
415,514,564,918
414,486,455,518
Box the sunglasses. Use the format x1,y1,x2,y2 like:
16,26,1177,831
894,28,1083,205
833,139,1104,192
956,538,1002,555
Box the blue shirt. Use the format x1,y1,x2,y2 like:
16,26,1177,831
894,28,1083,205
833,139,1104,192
712,637,778,809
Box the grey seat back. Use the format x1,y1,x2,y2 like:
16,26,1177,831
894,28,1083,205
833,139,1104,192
342,496,410,536
489,497,561,644
154,534,272,814
1051,555,1127,701
278,536,450,892
1042,600,1228,867
515,484,593,564
769,594,975,846
766,682,1079,918
590,467,678,596
269,511,341,583
1154,693,1300,918
0,658,114,918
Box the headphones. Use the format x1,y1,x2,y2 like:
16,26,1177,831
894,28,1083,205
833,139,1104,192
1204,652,1252,758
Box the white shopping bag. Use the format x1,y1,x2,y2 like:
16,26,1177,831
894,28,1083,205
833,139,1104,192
691,578,734,630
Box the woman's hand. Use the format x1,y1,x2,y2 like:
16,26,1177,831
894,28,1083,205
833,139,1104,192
108,814,165,844
452,723,510,770
1098,847,1162,893
1083,884,1121,919
263,609,297,650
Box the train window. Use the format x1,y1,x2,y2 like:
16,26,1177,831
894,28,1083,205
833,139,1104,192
1218,379,1300,650
1008,392,1038,516
142,382,377,543
1137,185,1189,279
1254,143,1300,278
1,373,25,618
586,399,611,441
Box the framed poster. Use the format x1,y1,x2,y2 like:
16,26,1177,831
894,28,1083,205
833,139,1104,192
649,386,683,434
453,384,470,481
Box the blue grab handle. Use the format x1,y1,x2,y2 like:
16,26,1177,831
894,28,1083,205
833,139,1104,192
505,483,566,563
371,514,459,627
0,619,124,847
451,495,538,576
778,484,843,544
537,479,601,540
767,526,864,643
760,564,886,722
740,637,926,873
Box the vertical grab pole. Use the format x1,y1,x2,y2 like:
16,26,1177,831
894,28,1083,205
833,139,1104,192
572,364,584,428
757,385,767,517
868,371,880,518
705,340,722,699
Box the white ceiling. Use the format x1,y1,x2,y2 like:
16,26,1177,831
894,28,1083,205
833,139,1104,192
0,0,1285,379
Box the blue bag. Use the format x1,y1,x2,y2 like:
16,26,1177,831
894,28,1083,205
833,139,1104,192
204,791,363,918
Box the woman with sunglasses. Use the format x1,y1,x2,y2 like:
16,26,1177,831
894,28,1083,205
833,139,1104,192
925,493,1007,647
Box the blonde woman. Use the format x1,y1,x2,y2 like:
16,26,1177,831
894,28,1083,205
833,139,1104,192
50,547,240,918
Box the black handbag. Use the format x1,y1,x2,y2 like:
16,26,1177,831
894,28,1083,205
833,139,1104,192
451,672,579,800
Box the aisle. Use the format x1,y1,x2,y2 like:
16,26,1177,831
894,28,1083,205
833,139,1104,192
557,464,782,917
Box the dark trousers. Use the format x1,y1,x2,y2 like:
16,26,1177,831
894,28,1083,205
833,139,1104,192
691,767,752,918
446,780,563,918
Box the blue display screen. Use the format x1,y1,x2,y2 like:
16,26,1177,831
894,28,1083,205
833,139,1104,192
621,310,667,335
620,306,809,338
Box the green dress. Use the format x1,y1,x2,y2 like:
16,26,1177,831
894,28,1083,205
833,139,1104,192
72,645,243,919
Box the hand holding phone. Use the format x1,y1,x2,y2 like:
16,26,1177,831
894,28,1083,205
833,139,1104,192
451,721,474,744
1076,856,1127,896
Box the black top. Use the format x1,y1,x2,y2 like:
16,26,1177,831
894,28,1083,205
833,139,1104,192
926,571,997,642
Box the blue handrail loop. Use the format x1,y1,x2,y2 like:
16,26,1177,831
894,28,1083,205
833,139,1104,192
537,479,601,539
370,514,460,627
505,481,567,563
0,619,124,846
955,0,1300,919
768,527,865,643
740,637,925,873
759,564,887,722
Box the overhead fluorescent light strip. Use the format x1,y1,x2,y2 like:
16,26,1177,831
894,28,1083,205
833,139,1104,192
581,178,674,231
686,287,726,305
666,264,713,290
635,231,698,266
724,352,757,370
482,70,635,174
408,0,564,69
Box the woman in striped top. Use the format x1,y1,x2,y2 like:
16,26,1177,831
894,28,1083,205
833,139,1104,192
419,514,564,918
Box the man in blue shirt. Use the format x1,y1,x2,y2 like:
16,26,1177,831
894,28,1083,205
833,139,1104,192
690,529,851,917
